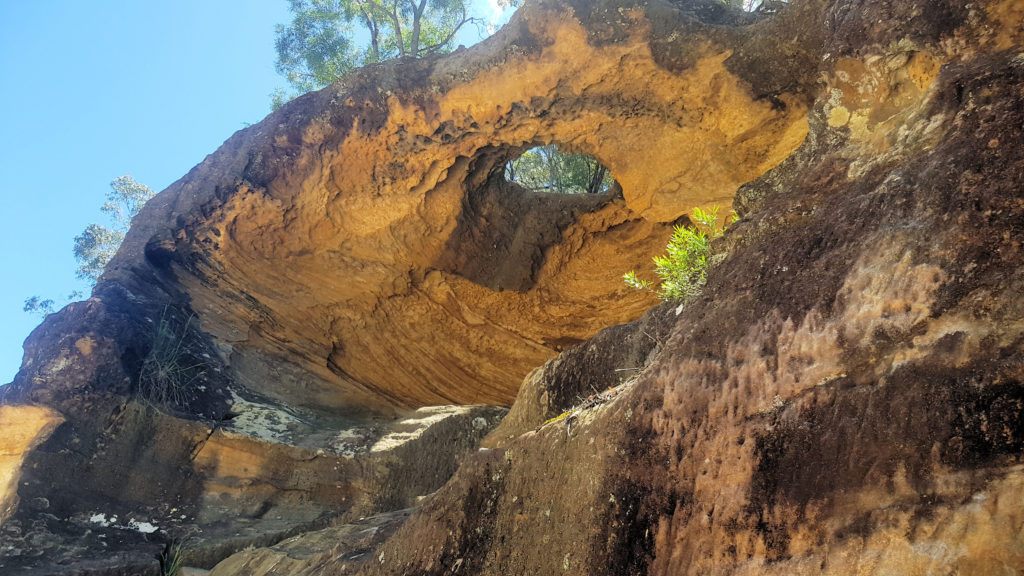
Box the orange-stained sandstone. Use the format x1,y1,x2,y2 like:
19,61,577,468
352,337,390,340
96,0,817,412
0,405,63,525
3,0,1023,574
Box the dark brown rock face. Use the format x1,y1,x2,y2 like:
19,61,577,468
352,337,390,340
3,0,1024,574
342,1,1024,574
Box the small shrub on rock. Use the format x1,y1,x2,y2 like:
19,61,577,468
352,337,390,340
624,206,734,302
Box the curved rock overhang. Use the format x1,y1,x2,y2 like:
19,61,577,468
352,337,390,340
5,0,1024,572
8,0,820,415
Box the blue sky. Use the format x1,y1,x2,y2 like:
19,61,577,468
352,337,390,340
0,0,512,385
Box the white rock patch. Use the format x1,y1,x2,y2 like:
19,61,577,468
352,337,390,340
128,519,159,534
88,513,111,527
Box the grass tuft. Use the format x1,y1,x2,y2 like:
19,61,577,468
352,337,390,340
138,307,205,409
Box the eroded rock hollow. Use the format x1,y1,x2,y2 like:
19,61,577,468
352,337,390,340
2,0,1024,573
112,0,812,413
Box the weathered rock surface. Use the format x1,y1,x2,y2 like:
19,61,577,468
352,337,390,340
206,508,411,576
87,0,812,413
3,0,1024,573
0,398,503,573
345,2,1023,575
208,0,1024,574
0,405,63,527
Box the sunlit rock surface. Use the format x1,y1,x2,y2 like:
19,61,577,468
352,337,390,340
0,405,62,526
86,0,814,412
2,0,1023,573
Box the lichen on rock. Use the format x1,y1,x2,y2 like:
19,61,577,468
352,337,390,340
2,0,1024,574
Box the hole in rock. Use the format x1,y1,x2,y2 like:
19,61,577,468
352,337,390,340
504,144,618,195
435,144,621,293
731,0,787,11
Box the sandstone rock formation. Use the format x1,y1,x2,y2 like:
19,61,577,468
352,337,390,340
3,0,1024,573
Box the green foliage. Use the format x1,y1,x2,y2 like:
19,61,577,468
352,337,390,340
621,271,651,291
23,291,82,318
23,176,153,319
102,175,154,231
22,296,55,317
73,175,155,283
625,206,736,303
138,308,205,409
505,145,615,195
157,540,185,576
273,0,485,106
722,0,787,11
73,224,125,283
270,87,293,111
275,0,359,96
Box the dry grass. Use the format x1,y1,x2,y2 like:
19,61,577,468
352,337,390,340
138,308,205,409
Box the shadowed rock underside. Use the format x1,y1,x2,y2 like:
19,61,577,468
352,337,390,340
2,0,1024,574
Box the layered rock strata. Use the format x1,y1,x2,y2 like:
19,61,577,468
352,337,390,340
2,0,1023,573
212,0,1024,574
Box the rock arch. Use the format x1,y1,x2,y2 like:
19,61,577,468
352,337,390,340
10,0,816,415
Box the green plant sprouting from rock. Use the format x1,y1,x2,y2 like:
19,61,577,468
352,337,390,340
138,308,205,409
157,540,185,576
624,206,735,302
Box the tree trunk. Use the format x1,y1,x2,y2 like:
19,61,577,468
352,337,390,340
546,147,561,193
387,1,405,56
409,0,428,56
360,6,381,62
587,165,608,194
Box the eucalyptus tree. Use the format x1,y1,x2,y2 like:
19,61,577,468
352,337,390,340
24,175,153,317
72,175,154,282
273,0,499,106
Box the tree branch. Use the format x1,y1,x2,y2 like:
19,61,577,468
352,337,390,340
386,0,404,57
357,4,382,61
418,9,475,55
